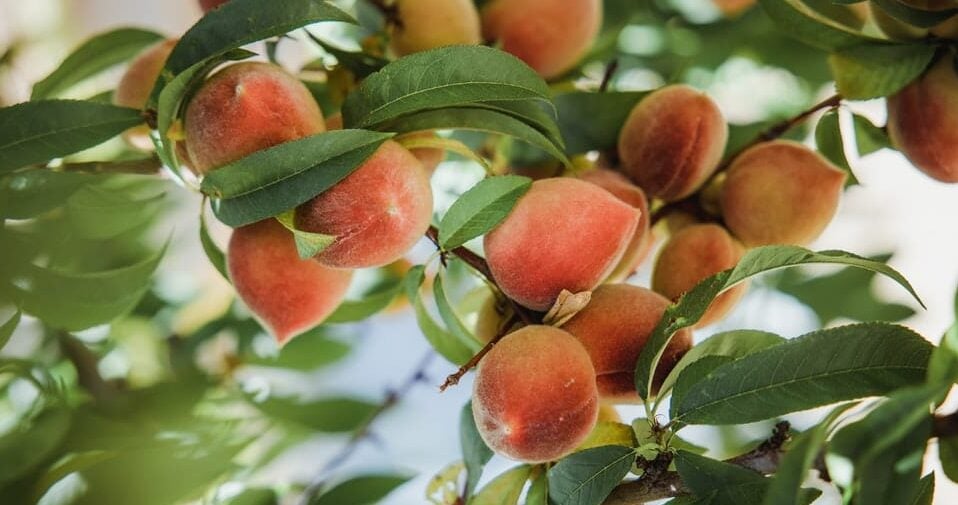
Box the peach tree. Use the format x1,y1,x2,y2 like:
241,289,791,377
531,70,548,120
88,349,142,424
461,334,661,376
0,0,956,504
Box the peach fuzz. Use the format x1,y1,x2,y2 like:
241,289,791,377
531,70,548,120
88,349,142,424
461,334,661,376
483,177,640,311
481,0,602,79
617,84,728,202
227,219,353,345
561,284,692,402
887,57,958,183
652,224,745,327
472,325,598,463
577,169,652,281
184,62,325,174
113,38,177,150
720,140,846,246
294,140,433,269
390,0,482,56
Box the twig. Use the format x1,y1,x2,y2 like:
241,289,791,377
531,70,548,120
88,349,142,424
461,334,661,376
934,410,958,438
55,157,163,175
439,312,520,392
58,332,123,404
600,59,620,93
296,351,435,505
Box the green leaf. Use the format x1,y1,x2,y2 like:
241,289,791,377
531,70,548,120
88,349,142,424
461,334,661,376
461,401,493,498
433,273,481,355
871,0,958,28
326,279,403,324
275,210,336,260
65,175,167,239
251,395,376,433
852,113,891,156
814,110,858,186
208,131,393,227
0,170,92,219
305,31,388,79
245,328,350,370
0,310,20,351
223,488,278,505
911,473,935,505
155,0,353,100
669,356,734,420
552,91,647,155
0,100,144,174
939,435,958,483
312,474,411,505
674,323,933,425
404,265,475,365
674,451,763,496
200,206,229,281
342,45,552,129
757,0,878,51
32,28,164,100
547,445,635,505
0,406,71,488
525,470,548,505
829,43,935,100
438,175,532,250
635,246,924,400
658,330,785,401
471,465,531,505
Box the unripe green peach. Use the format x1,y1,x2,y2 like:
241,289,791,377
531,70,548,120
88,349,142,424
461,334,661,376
483,178,640,311
227,219,353,345
473,325,598,463
390,0,482,56
652,224,745,327
481,0,602,79
113,38,177,150
561,284,692,402
720,140,846,246
294,140,434,269
184,62,325,174
887,57,958,183
617,85,729,202
577,169,652,281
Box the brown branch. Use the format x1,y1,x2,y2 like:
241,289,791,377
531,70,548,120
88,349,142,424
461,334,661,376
934,410,958,438
600,59,620,93
439,312,520,392
56,157,163,175
58,332,123,404
296,351,435,505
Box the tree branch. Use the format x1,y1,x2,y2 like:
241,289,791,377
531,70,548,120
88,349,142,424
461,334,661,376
58,332,123,404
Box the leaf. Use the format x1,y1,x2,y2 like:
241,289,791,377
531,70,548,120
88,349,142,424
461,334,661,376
939,435,958,483
0,310,20,351
910,473,935,505
342,46,552,130
460,401,493,498
757,0,879,51
245,328,350,370
669,356,734,420
438,175,532,250
635,246,924,400
547,445,635,505
525,470,548,505
200,205,229,281
658,330,785,401
250,395,376,433
577,422,637,451
404,266,475,365
852,113,891,156
552,91,647,155
871,0,958,28
674,451,764,496
32,28,164,100
674,323,933,425
0,406,72,488
0,170,92,219
829,43,935,100
155,0,353,99
471,465,531,505
223,488,278,505
275,210,336,260
208,131,393,227
814,110,858,186
65,175,167,239
0,100,144,174
305,31,388,79
312,474,411,505
433,273,481,355
326,279,403,324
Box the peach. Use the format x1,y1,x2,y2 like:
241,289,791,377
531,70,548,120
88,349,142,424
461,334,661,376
887,56,958,183
199,0,229,12
113,38,177,150
713,0,756,17
617,85,728,202
483,178,640,311
720,140,847,246
472,325,598,462
651,224,745,327
577,169,652,281
294,140,433,268
481,0,602,79
561,284,692,402
184,62,325,174
227,219,353,345
390,0,482,56
326,114,444,175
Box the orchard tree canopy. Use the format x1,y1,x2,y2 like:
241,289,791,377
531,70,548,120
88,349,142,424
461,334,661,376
1,0,958,504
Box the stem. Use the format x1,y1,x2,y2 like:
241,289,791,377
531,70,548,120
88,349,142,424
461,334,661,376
439,312,520,392
58,332,122,404
56,157,163,175
600,59,620,93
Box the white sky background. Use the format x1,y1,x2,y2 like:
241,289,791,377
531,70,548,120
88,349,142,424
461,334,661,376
1,0,957,503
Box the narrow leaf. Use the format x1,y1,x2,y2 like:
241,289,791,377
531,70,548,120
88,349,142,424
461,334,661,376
0,311,21,352
275,210,336,260
814,110,858,186
438,175,531,250
829,43,935,100
200,206,230,281
471,465,531,505
312,474,410,505
852,113,891,156
460,401,493,497
547,445,635,505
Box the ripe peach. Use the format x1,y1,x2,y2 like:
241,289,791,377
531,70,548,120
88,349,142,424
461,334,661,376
577,169,652,281
483,178,640,311
472,325,598,462
113,38,177,150
184,62,325,174
561,284,692,402
617,85,728,202
199,0,229,12
481,0,602,79
887,57,958,183
390,0,482,56
720,140,846,246
652,224,745,327
227,219,353,345
294,140,433,268
713,0,756,17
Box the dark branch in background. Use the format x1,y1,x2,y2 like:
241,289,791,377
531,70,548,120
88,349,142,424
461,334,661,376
368,0,401,27
56,156,163,175
600,59,620,93
296,351,435,505
58,332,123,404
650,93,844,227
